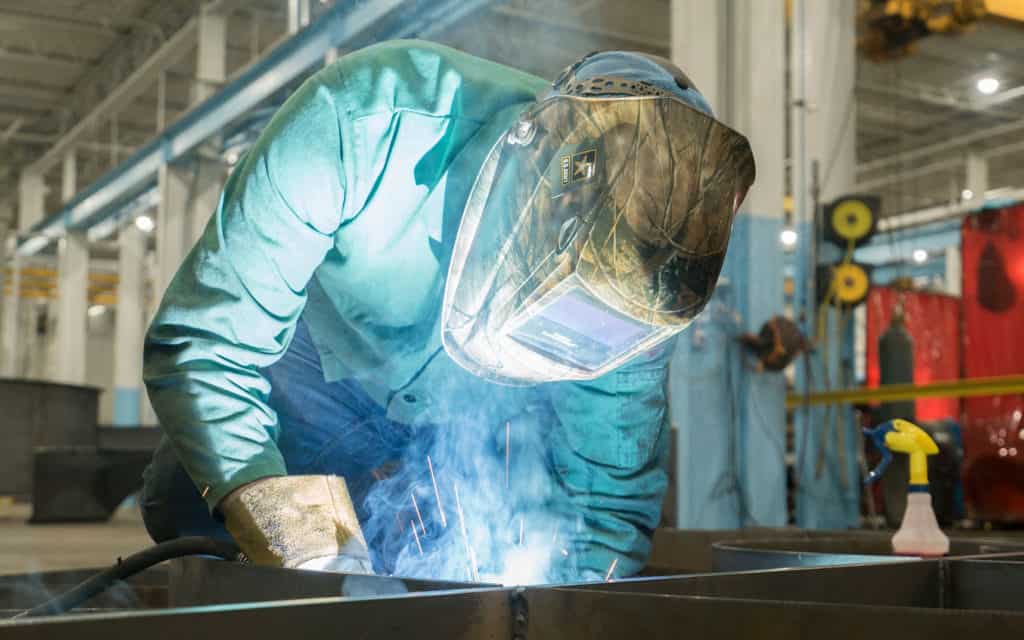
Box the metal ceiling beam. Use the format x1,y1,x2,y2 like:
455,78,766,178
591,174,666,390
24,19,199,175
16,0,497,256
7,131,138,155
856,118,1024,175
0,48,90,69
856,80,1020,121
857,158,963,191
0,9,120,38
21,0,268,177
857,136,1024,191
1,118,23,143
0,81,67,104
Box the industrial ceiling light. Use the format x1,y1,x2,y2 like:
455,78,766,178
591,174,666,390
912,248,928,264
977,76,1000,95
87,305,107,318
780,228,798,248
962,189,974,200
135,214,155,233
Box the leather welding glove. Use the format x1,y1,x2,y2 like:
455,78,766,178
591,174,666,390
220,475,373,573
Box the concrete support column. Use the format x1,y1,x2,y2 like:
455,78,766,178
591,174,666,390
287,0,311,33
189,158,223,244
195,9,227,105
141,247,160,426
670,0,787,528
1,243,19,378
965,151,988,207
791,0,860,528
113,225,146,425
156,164,191,302
46,149,81,382
945,152,986,297
945,247,962,296
62,151,77,203
53,232,89,384
18,171,45,234
0,217,15,378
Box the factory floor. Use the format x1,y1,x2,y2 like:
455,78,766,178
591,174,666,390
0,500,151,575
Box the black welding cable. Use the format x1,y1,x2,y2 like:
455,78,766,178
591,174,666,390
12,536,242,619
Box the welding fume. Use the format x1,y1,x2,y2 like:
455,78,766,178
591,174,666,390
137,40,755,585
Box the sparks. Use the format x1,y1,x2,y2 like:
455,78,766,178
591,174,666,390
411,492,427,536
427,455,447,528
604,558,618,582
410,520,424,555
505,420,511,490
452,481,480,582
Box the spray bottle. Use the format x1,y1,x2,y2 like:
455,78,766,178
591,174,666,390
864,419,950,557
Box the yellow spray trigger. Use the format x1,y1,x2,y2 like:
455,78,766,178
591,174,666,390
863,419,949,556
879,419,938,486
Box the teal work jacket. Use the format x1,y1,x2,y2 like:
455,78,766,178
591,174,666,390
144,40,672,578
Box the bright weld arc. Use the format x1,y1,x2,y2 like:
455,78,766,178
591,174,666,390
427,455,447,528
605,558,618,582
411,520,424,555
452,481,480,582
411,492,427,536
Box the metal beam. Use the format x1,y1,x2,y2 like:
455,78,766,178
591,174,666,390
0,81,67,104
16,0,496,255
874,186,1024,232
1,119,23,144
856,157,962,191
6,131,137,155
856,136,1024,191
856,118,1024,175
856,80,1020,121
25,19,199,175
0,10,120,38
0,48,90,69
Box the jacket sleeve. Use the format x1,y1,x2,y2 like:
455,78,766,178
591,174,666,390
143,76,352,511
547,338,675,578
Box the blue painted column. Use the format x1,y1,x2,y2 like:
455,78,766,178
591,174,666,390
670,0,787,527
791,0,861,528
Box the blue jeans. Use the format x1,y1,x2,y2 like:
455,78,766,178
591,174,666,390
140,320,426,566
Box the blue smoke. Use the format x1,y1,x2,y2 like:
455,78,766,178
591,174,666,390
359,396,580,585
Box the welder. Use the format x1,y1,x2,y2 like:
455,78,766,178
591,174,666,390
141,39,755,581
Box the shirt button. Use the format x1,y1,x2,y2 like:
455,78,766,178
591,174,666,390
403,393,417,403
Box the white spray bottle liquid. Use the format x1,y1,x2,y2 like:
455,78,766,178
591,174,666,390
864,419,950,557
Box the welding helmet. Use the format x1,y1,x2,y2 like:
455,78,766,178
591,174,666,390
442,51,756,385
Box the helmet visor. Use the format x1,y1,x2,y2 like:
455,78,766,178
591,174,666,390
442,94,755,384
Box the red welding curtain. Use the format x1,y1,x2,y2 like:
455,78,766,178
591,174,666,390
961,205,1024,522
866,287,961,422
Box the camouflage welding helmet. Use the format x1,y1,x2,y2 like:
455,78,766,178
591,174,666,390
442,52,756,385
